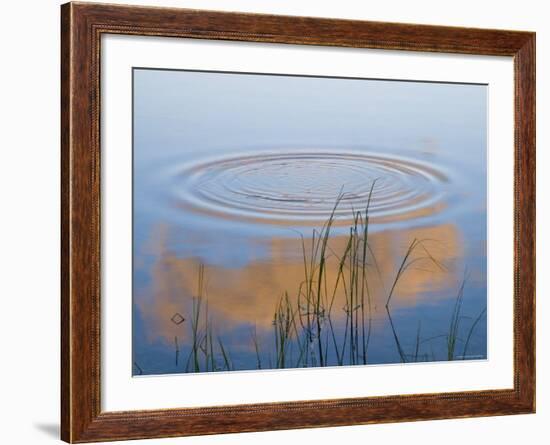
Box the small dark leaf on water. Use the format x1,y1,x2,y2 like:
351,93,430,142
171,313,185,325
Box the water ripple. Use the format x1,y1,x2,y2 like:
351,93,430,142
173,151,450,226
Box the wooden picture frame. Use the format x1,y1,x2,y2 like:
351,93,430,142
61,2,535,442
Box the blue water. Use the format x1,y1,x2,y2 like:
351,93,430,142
132,68,487,376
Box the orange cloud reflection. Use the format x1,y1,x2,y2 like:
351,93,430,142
136,223,463,345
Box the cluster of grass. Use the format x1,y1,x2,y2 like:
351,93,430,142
166,188,486,374
180,264,234,373
292,186,377,367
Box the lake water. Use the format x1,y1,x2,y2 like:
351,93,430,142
132,68,487,375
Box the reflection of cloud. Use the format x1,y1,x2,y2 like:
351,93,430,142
136,223,463,344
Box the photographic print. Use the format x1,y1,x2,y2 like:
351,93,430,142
61,5,535,440
132,68,488,376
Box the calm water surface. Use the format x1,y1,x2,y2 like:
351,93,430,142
132,69,487,375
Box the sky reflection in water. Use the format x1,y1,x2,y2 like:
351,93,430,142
132,69,487,375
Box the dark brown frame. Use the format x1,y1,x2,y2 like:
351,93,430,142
61,2,536,442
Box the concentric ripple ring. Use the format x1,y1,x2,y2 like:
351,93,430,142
173,151,450,226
